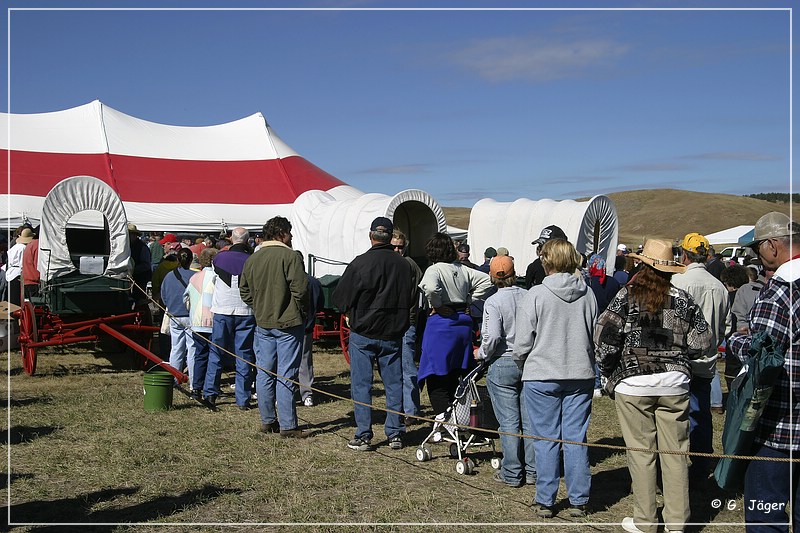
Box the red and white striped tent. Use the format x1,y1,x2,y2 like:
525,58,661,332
1,101,446,275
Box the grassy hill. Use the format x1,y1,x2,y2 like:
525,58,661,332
443,189,797,248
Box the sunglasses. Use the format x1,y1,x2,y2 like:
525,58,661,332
750,239,770,254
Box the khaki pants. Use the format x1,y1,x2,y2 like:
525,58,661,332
615,392,691,533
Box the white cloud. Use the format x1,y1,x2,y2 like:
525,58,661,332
447,35,629,83
681,151,781,162
614,163,691,172
355,164,429,175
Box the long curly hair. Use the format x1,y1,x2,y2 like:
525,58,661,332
425,232,457,264
627,264,673,313
263,216,292,241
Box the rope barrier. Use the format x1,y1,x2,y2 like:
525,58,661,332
129,275,799,464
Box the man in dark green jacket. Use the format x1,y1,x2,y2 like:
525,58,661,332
240,216,308,438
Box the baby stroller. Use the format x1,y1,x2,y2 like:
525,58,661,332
415,358,501,475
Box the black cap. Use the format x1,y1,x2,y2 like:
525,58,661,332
532,225,567,246
370,216,393,233
457,243,470,253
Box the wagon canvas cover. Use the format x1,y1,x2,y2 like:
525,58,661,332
38,176,131,281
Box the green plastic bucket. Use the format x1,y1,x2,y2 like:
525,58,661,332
143,369,174,412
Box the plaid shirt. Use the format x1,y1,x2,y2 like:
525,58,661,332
729,257,800,451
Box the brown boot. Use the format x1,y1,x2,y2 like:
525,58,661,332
279,428,311,439
260,421,280,434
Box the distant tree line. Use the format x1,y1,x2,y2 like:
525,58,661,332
744,192,800,203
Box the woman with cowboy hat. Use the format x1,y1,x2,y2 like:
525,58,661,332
593,239,713,533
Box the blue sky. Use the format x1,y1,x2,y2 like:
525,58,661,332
3,2,794,206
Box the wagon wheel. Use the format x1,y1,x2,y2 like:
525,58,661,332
18,301,39,376
339,314,350,365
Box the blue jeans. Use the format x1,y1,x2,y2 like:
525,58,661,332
689,376,713,479
401,324,421,417
486,357,536,485
254,325,304,429
299,330,314,401
191,331,211,392
349,331,404,441
168,316,195,384
744,444,799,533
524,379,593,507
710,366,723,408
594,363,602,390
204,314,256,405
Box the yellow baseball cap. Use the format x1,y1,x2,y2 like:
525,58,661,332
680,232,710,254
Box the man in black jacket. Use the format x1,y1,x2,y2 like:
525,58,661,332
332,217,413,452
705,246,725,279
524,225,568,288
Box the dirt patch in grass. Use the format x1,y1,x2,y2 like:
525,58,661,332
4,342,745,531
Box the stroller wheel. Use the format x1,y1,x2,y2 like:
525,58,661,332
491,456,502,470
415,446,432,462
456,457,475,475
449,443,460,459
465,457,476,474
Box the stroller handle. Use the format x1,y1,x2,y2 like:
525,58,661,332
454,354,502,400
467,353,503,380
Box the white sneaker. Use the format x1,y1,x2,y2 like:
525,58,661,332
303,397,314,407
593,388,603,398
621,517,647,533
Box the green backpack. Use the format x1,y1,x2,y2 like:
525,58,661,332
713,331,785,492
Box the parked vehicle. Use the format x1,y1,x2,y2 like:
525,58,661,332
719,246,753,265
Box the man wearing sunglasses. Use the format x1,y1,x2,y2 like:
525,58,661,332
391,230,424,426
728,211,799,532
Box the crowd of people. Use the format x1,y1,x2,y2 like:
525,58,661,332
6,210,798,532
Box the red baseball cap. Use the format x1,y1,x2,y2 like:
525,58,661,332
159,233,178,245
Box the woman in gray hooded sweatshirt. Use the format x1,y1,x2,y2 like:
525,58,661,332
513,238,597,519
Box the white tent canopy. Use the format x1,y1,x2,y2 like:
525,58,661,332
446,225,468,242
2,101,350,232
2,101,448,268
705,225,755,246
291,187,446,276
468,195,619,275
1,101,446,228
38,176,131,281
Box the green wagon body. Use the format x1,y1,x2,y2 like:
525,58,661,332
38,271,133,317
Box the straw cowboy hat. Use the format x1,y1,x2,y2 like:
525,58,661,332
16,228,35,245
627,239,686,274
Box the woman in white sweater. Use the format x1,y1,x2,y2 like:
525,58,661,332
418,232,492,418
